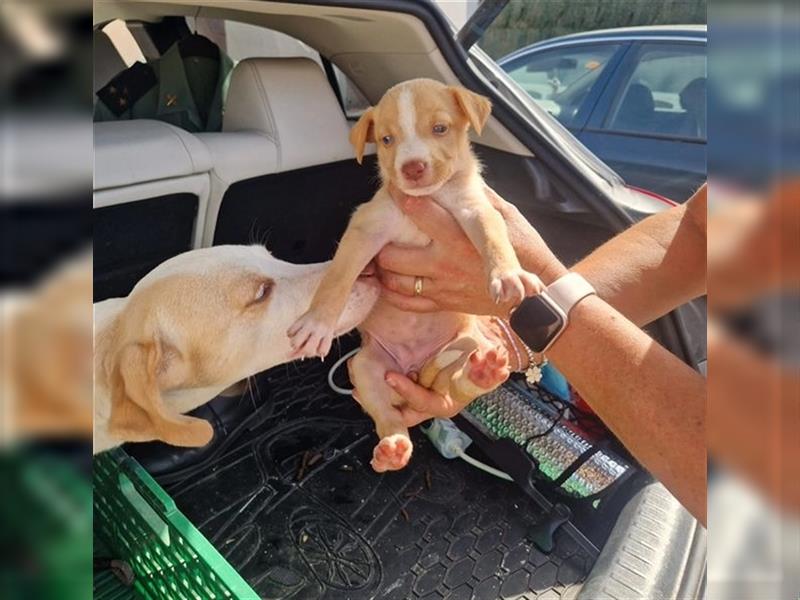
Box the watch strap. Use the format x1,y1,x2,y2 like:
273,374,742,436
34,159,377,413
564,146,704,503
543,272,595,315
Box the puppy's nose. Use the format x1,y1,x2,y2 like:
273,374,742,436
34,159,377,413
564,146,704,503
401,160,428,182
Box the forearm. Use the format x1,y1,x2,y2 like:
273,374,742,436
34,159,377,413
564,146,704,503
546,295,707,524
571,205,706,326
500,188,707,326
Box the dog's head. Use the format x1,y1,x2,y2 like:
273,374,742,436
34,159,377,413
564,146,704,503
349,79,491,196
100,245,379,448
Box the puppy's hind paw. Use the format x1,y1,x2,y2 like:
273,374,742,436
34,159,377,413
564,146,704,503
468,348,510,390
287,311,336,359
371,434,413,472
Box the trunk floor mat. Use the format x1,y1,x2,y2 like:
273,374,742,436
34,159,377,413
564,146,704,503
158,357,594,599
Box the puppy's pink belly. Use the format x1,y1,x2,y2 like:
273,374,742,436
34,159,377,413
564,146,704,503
360,302,467,372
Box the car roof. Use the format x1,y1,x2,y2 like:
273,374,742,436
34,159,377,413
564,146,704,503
499,25,707,63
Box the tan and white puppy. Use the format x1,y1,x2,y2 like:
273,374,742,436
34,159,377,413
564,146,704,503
94,245,379,454
289,79,540,472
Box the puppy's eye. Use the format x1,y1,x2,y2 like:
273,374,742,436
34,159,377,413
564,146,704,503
432,124,449,135
381,135,394,146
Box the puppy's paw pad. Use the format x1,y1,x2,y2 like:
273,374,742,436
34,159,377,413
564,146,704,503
468,349,510,389
287,312,336,359
371,434,413,472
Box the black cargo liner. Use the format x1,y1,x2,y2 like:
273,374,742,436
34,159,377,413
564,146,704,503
151,343,595,599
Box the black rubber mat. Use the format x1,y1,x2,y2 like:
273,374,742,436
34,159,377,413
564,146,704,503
158,355,594,599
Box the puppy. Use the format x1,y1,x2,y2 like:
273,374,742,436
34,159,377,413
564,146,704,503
289,79,540,471
94,245,379,454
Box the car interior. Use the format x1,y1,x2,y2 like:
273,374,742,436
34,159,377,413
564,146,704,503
93,2,705,598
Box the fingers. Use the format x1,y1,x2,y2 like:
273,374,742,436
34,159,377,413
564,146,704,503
385,371,456,415
380,288,440,313
484,185,504,210
399,406,434,428
398,195,467,246
376,243,437,277
380,271,434,297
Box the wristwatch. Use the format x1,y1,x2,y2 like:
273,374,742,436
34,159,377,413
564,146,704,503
509,272,596,354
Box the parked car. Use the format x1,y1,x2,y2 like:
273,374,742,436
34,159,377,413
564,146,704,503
499,25,707,202
92,2,706,599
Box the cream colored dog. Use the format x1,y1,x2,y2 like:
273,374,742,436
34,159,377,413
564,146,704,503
289,79,541,472
93,245,379,454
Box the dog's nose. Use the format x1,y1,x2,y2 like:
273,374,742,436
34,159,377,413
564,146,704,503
401,160,428,182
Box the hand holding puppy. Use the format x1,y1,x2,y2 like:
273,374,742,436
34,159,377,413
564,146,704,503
377,186,567,317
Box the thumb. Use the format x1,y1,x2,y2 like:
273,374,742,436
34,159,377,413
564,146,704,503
385,371,456,415
399,195,465,245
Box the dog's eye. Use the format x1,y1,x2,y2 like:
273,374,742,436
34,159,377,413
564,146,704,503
381,135,393,146
432,124,449,135
252,280,272,305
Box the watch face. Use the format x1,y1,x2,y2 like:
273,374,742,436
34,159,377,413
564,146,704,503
509,294,566,353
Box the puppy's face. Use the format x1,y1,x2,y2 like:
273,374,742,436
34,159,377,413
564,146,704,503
349,79,491,196
102,245,379,448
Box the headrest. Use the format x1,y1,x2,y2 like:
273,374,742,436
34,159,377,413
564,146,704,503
619,83,655,118
223,57,354,171
680,77,706,113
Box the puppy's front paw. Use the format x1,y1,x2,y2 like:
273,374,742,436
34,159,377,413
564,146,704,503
287,310,336,359
467,348,510,390
489,268,543,305
371,434,413,472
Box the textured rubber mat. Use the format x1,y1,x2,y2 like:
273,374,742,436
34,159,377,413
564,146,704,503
158,357,594,599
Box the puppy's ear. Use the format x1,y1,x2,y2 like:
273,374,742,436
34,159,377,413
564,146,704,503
349,107,375,164
450,87,492,135
107,335,213,448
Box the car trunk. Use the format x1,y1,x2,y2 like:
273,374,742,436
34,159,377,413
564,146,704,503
92,115,703,600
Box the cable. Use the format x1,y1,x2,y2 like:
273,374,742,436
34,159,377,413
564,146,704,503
327,347,360,396
457,450,513,481
423,418,513,482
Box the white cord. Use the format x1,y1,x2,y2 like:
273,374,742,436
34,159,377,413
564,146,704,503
327,347,360,396
457,450,514,481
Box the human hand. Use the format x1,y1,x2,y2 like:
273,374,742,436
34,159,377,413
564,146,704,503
376,187,566,317
385,370,472,427
386,344,512,427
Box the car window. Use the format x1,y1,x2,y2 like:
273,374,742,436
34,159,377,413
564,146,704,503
606,43,706,139
501,44,620,128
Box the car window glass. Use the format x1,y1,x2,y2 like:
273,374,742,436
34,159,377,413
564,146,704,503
606,43,706,139
502,44,620,128
188,17,369,118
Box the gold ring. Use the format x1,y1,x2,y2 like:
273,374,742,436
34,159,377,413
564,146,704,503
414,276,424,296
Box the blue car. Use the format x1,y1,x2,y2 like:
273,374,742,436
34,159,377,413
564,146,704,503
499,26,707,202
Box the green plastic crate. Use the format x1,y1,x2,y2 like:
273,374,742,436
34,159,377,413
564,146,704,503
93,448,258,600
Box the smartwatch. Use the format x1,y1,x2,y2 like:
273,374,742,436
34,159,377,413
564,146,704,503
509,272,595,353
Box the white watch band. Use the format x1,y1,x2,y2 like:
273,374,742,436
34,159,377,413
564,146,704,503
542,272,595,315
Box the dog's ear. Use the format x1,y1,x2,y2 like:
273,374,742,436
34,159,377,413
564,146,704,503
107,335,213,448
349,107,375,164
450,87,492,135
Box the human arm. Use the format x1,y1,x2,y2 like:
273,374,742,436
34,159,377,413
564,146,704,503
378,184,707,326
377,187,707,523
572,185,707,326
